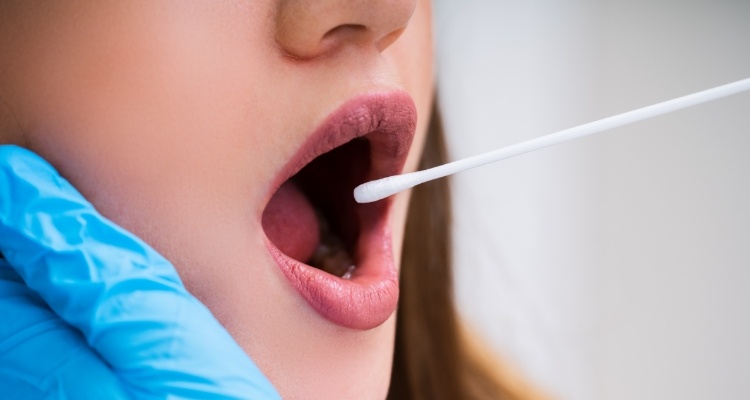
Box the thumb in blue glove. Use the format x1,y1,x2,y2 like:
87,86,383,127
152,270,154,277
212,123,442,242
0,145,280,399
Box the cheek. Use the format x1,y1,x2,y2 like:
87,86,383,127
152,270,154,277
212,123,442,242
11,3,278,229
5,3,304,305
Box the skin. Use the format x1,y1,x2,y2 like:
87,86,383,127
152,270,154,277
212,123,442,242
0,1,434,399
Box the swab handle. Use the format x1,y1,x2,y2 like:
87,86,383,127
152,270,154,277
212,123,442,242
354,77,750,203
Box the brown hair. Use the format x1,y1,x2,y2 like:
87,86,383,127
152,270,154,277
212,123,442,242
388,102,549,400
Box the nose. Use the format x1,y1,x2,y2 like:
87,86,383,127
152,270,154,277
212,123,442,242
275,0,417,59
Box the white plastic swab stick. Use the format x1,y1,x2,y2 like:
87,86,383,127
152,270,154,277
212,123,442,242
354,77,750,203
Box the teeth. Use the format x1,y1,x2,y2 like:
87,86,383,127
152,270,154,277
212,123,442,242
341,265,356,280
309,209,357,278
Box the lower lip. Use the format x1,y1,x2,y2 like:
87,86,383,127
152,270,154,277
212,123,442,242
265,201,399,331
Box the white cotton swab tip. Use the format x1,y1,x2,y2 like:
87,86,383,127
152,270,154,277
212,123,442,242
353,77,750,204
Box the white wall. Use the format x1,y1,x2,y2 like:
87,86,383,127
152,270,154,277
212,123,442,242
434,1,750,399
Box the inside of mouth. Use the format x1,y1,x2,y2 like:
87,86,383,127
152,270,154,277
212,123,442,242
262,138,371,278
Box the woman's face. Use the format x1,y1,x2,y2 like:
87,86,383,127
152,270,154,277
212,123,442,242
0,1,433,398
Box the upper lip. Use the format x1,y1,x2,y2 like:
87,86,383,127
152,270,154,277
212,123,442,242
263,91,417,330
265,91,417,199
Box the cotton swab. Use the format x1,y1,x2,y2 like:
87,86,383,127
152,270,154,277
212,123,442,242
354,77,750,204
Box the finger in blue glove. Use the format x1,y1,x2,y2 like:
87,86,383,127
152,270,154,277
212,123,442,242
0,260,131,399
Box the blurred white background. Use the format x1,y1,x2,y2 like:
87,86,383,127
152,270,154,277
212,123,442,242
433,1,750,399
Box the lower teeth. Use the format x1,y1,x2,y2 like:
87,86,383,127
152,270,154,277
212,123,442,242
308,209,357,278
341,265,356,280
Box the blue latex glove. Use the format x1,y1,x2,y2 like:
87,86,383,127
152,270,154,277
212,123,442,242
0,145,280,399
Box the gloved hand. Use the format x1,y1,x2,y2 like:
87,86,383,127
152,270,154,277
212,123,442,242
0,145,280,399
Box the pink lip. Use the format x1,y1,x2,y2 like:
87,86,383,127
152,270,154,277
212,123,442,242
264,91,417,330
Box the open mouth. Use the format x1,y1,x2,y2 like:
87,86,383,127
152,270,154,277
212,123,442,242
263,136,368,279
261,92,416,330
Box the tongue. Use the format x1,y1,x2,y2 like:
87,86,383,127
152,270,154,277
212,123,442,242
262,181,320,263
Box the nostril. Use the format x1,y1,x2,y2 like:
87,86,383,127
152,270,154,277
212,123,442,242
317,24,372,55
323,24,368,41
283,24,374,60
275,0,416,59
